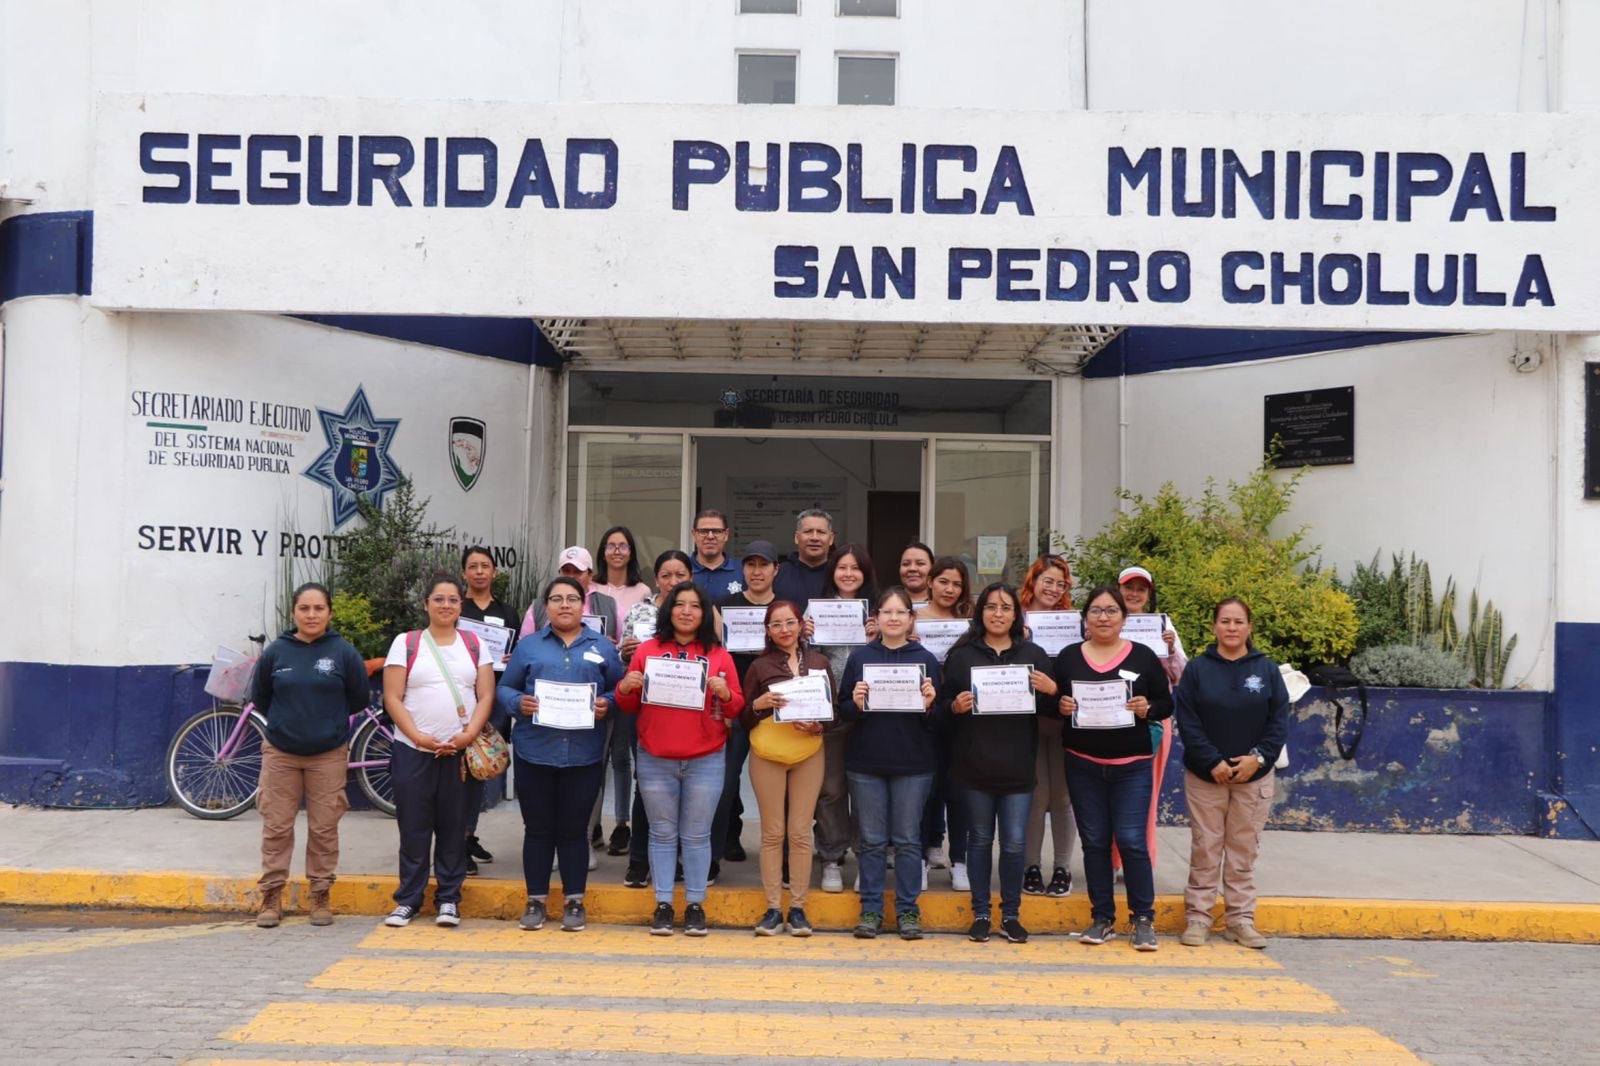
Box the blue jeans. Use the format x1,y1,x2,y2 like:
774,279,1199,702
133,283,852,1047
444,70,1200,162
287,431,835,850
1064,752,1156,923
848,771,933,917
635,749,724,905
964,787,1031,920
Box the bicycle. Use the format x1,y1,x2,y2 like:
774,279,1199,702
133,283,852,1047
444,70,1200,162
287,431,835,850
165,636,399,820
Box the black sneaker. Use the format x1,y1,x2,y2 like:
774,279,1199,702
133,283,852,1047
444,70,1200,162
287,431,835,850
897,910,924,940
1001,917,1030,944
967,916,992,942
1132,916,1159,952
853,912,883,939
591,824,605,849
467,835,494,863
519,899,546,931
754,908,784,936
1046,867,1073,897
623,862,649,888
650,902,675,935
725,839,747,862
465,854,480,877
561,900,586,932
786,908,813,937
707,861,720,887
607,824,631,856
1022,865,1045,895
683,903,708,937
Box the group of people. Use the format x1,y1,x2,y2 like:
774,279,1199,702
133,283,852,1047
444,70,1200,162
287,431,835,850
248,507,1290,951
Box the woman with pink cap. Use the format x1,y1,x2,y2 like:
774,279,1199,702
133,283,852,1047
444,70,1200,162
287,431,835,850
1114,565,1186,874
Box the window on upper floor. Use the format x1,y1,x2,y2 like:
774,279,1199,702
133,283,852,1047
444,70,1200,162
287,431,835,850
740,0,798,13
738,52,799,103
839,0,897,16
837,54,896,105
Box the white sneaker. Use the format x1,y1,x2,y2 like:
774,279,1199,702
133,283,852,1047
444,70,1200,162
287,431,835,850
921,861,929,891
384,904,416,927
950,861,970,892
435,902,461,927
588,851,599,871
821,862,844,893
925,845,949,870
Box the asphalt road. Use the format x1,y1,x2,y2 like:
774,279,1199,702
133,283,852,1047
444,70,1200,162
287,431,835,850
3,906,1596,1065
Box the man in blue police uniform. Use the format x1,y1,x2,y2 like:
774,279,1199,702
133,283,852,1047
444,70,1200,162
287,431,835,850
689,508,743,599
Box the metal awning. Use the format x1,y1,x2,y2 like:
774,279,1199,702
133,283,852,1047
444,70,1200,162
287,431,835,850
535,319,1123,376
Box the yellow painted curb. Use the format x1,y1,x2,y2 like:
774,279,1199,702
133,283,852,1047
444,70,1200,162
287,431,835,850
1,866,1596,943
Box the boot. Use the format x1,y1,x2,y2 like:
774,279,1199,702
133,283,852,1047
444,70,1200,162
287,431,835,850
256,885,283,928
308,887,333,927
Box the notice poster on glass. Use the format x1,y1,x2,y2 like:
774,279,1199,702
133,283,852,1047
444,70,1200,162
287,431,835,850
805,598,869,646
969,665,1035,715
1121,613,1170,656
643,656,709,711
771,674,834,722
532,680,597,730
722,606,768,653
913,618,967,662
1025,611,1082,657
1071,679,1134,730
862,663,927,712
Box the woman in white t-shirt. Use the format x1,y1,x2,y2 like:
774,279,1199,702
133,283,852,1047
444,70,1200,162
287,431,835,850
380,574,496,929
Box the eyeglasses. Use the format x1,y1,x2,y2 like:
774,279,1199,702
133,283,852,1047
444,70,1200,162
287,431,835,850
877,608,912,618
1037,578,1068,590
546,596,584,606
604,544,630,553
1086,606,1122,617
767,619,800,629
983,603,1016,614
692,528,728,537
429,596,462,606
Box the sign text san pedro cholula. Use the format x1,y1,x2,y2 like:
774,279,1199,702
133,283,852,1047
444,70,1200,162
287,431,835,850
94,95,1599,331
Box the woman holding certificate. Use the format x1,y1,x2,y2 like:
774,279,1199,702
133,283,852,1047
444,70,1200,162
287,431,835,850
1018,555,1077,899
941,582,1058,944
810,544,877,894
1174,598,1288,950
1115,565,1188,875
458,546,520,876
915,557,974,892
835,587,942,941
615,582,745,936
381,576,497,929
740,600,833,936
497,576,624,934
1053,584,1173,952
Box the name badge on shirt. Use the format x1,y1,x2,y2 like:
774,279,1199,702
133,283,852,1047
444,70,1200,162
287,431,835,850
583,650,606,664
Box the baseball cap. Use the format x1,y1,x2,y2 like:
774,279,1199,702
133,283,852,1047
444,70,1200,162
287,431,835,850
1118,565,1154,586
741,540,780,563
558,546,594,572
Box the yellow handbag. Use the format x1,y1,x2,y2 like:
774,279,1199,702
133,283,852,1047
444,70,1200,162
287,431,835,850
748,715,823,765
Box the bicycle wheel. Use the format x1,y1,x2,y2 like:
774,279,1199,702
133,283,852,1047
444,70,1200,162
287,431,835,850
351,715,398,817
166,705,265,819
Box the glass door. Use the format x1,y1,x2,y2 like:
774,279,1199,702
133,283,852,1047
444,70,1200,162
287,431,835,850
930,439,1049,587
566,432,689,566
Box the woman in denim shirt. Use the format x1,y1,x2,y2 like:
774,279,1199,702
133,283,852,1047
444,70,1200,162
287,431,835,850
498,576,624,934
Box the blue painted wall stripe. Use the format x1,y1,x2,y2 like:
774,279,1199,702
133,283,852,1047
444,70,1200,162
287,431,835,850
1082,326,1456,378
1552,621,1600,835
295,313,564,368
0,210,94,302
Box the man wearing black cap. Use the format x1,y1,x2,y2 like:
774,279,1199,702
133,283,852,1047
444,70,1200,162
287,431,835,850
709,540,782,872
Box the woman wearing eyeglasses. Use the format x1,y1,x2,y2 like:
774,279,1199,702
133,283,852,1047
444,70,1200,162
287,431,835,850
497,576,624,933
381,575,497,929
1053,584,1173,952
941,582,1057,944
1018,555,1077,898
740,599,832,936
615,581,745,936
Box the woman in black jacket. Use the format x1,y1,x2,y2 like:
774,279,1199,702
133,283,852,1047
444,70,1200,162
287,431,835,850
1174,597,1288,950
941,583,1058,944
1054,583,1173,951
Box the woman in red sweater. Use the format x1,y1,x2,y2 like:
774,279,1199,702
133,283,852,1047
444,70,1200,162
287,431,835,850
615,582,744,936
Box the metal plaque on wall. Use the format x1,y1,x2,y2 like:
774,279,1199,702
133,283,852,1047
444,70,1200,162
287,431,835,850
1264,386,1355,467
1586,363,1600,499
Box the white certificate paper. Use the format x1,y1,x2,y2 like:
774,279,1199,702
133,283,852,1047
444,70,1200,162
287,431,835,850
643,656,709,711
970,665,1036,715
862,663,927,713
456,618,512,665
913,617,968,663
1071,679,1135,730
771,674,834,722
1121,613,1170,656
532,679,597,730
582,613,608,636
627,611,658,642
722,606,768,653
805,598,869,646
1026,610,1082,657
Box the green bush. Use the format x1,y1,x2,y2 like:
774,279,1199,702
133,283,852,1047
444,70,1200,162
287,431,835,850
1351,643,1471,688
1068,461,1357,668
1334,552,1410,654
332,477,458,652
329,591,389,660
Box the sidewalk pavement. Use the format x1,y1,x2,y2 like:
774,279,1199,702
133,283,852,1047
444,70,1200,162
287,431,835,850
1,804,1597,942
